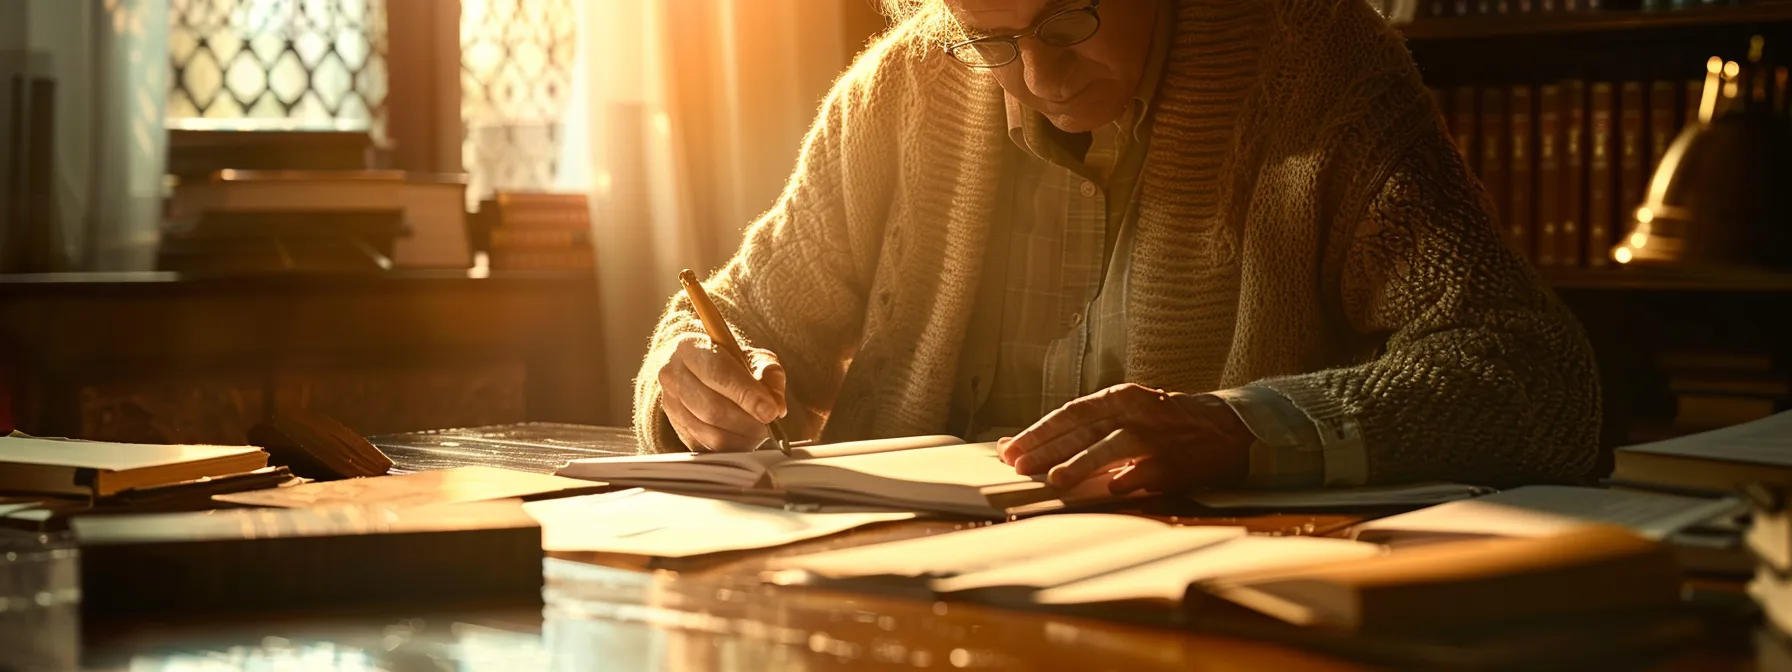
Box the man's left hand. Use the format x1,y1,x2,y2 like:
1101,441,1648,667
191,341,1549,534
999,384,1256,495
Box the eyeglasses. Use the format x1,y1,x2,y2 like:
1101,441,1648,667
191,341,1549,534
942,1,1102,69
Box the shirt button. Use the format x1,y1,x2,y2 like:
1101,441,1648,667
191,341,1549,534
1079,181,1097,198
1070,312,1084,326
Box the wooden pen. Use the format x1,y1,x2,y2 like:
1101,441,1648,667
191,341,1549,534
678,269,793,454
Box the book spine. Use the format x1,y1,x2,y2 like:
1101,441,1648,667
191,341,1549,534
1647,80,1678,202
1684,78,1703,129
1588,82,1615,267
1562,79,1588,268
1508,84,1535,261
1452,86,1480,166
489,229,591,247
1537,84,1563,267
1480,86,1509,239
1618,81,1647,239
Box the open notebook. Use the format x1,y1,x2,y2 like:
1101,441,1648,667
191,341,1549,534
556,436,1123,517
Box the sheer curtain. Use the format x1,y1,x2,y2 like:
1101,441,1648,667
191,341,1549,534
568,0,872,423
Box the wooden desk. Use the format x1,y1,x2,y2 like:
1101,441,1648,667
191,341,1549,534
61,514,1370,672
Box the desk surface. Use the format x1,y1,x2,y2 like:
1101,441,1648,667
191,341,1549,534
61,514,1371,672
0,422,1760,671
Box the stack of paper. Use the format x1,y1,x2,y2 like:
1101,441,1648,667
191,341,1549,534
1349,485,1740,545
521,489,915,558
762,514,1382,609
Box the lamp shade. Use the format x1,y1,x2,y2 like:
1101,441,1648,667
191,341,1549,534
1613,99,1792,270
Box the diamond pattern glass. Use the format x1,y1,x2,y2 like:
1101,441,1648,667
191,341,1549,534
168,0,387,135
462,0,578,201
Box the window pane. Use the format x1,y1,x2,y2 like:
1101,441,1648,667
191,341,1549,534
168,0,387,136
461,0,579,201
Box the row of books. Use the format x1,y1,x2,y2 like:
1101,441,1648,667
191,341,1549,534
474,191,596,271
1419,0,1751,17
1433,78,1702,268
1658,350,1789,431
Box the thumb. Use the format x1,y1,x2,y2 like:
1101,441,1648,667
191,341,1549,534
745,348,787,417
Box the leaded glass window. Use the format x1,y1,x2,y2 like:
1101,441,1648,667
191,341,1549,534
461,0,578,200
167,0,387,134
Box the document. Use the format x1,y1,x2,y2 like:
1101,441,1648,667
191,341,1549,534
1032,536,1383,606
1350,485,1741,545
521,489,914,557
1189,482,1493,510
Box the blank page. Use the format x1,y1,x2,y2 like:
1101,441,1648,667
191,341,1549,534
765,514,1172,580
930,525,1245,594
1033,536,1384,605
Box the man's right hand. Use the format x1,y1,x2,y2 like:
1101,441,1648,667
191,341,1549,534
657,333,788,452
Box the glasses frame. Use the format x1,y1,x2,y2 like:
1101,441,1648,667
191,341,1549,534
941,0,1103,69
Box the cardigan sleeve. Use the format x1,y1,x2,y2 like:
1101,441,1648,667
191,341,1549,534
1249,112,1602,487
630,38,911,454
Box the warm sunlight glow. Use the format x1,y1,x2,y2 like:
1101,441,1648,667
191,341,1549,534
1613,246,1634,264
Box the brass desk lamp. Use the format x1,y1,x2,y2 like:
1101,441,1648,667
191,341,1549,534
1614,39,1792,272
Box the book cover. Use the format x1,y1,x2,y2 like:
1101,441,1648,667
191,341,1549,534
1563,80,1589,268
1480,86,1509,229
1537,84,1563,267
1508,85,1536,260
1588,82,1616,267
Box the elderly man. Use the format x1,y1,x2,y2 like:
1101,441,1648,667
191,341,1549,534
634,0,1600,494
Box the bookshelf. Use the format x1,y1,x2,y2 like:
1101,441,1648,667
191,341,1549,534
1399,4,1792,456
1401,4,1792,40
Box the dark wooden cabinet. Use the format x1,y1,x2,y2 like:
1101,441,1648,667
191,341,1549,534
0,271,608,444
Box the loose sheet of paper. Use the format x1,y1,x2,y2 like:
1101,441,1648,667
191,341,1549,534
764,514,1176,580
1351,485,1741,544
1620,411,1792,466
1189,482,1493,510
521,489,914,557
1032,536,1384,606
929,526,1245,594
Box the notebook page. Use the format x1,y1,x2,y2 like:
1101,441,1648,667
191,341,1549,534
790,435,965,459
522,489,914,557
554,450,784,489
1033,536,1384,606
929,526,1245,594
1352,485,1741,544
1190,482,1492,510
764,514,1171,581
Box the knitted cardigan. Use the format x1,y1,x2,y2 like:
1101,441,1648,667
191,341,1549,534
632,0,1601,486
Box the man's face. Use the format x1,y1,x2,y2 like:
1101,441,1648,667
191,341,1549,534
943,0,1158,133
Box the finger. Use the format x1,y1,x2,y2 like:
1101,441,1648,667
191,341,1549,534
682,340,781,423
1010,415,1122,475
746,349,788,417
1109,456,1174,495
1047,428,1152,489
1002,386,1136,465
661,389,765,452
667,358,770,439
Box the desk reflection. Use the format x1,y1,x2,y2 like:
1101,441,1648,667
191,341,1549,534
103,556,1357,671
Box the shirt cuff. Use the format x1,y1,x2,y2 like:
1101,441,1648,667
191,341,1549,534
1204,385,1365,489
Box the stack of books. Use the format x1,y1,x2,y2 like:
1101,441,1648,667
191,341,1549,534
1432,77,1704,268
0,435,291,530
477,192,595,271
1419,0,1748,18
1657,351,1789,431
